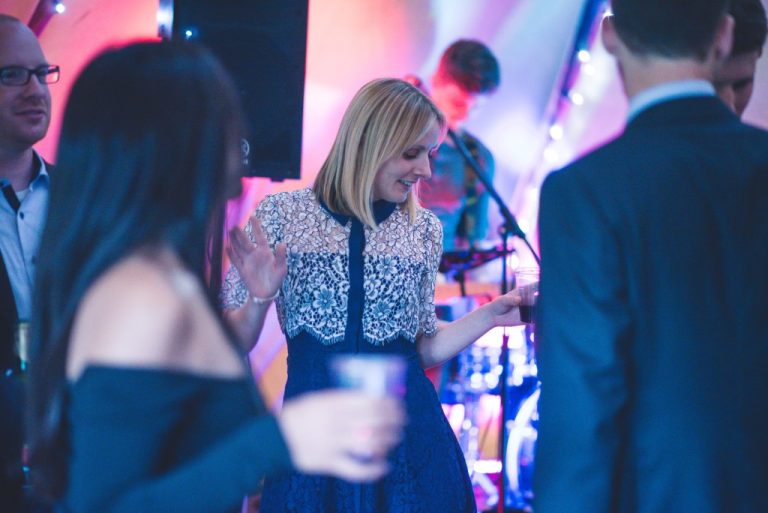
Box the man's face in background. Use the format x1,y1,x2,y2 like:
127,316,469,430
715,49,762,117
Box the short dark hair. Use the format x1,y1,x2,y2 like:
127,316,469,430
28,40,245,500
730,0,768,56
611,0,729,60
435,39,500,94
0,13,23,24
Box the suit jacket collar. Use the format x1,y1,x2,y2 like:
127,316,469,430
627,80,714,122
626,95,738,132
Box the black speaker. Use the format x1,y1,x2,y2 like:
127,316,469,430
163,0,308,180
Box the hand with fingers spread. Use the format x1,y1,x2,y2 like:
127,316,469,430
227,217,287,301
277,390,406,482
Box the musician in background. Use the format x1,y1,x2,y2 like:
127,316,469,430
416,39,500,251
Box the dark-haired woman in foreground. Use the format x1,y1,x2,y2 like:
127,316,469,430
26,41,404,513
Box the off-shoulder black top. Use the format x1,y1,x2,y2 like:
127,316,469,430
61,366,292,513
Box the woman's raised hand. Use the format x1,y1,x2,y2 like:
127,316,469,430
227,217,287,301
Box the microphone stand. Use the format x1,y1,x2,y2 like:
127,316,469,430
446,129,540,267
446,128,539,513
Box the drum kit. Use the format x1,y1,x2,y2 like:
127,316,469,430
435,119,541,513
437,249,540,512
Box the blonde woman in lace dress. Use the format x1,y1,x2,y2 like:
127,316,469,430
223,78,523,513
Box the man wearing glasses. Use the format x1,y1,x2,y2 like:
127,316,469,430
0,14,58,512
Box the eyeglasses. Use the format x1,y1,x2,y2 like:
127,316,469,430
0,65,60,86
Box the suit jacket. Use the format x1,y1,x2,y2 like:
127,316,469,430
0,251,17,369
534,96,768,513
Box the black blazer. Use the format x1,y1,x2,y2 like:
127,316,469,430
1,228,19,372
0,252,16,369
534,96,768,513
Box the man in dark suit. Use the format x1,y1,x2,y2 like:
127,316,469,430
0,14,57,512
534,0,768,512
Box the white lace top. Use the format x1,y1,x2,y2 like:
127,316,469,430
221,188,442,346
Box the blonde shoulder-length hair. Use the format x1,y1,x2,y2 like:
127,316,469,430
313,78,446,228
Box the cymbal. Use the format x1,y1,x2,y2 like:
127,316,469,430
439,246,512,273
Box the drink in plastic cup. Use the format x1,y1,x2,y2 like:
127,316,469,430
330,354,407,398
515,268,539,324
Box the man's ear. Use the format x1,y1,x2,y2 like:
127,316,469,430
713,14,735,63
602,14,620,56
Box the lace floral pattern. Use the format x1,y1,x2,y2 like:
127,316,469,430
221,188,441,346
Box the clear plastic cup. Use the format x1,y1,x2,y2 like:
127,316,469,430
514,268,539,325
330,354,407,398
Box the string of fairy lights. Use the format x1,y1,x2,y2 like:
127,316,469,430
540,0,612,171
510,0,613,264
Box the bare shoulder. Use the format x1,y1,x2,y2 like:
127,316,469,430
66,254,244,381
66,256,187,380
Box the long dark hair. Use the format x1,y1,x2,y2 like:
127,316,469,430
27,40,245,500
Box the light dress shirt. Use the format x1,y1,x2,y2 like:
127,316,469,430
628,79,715,122
0,152,49,320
